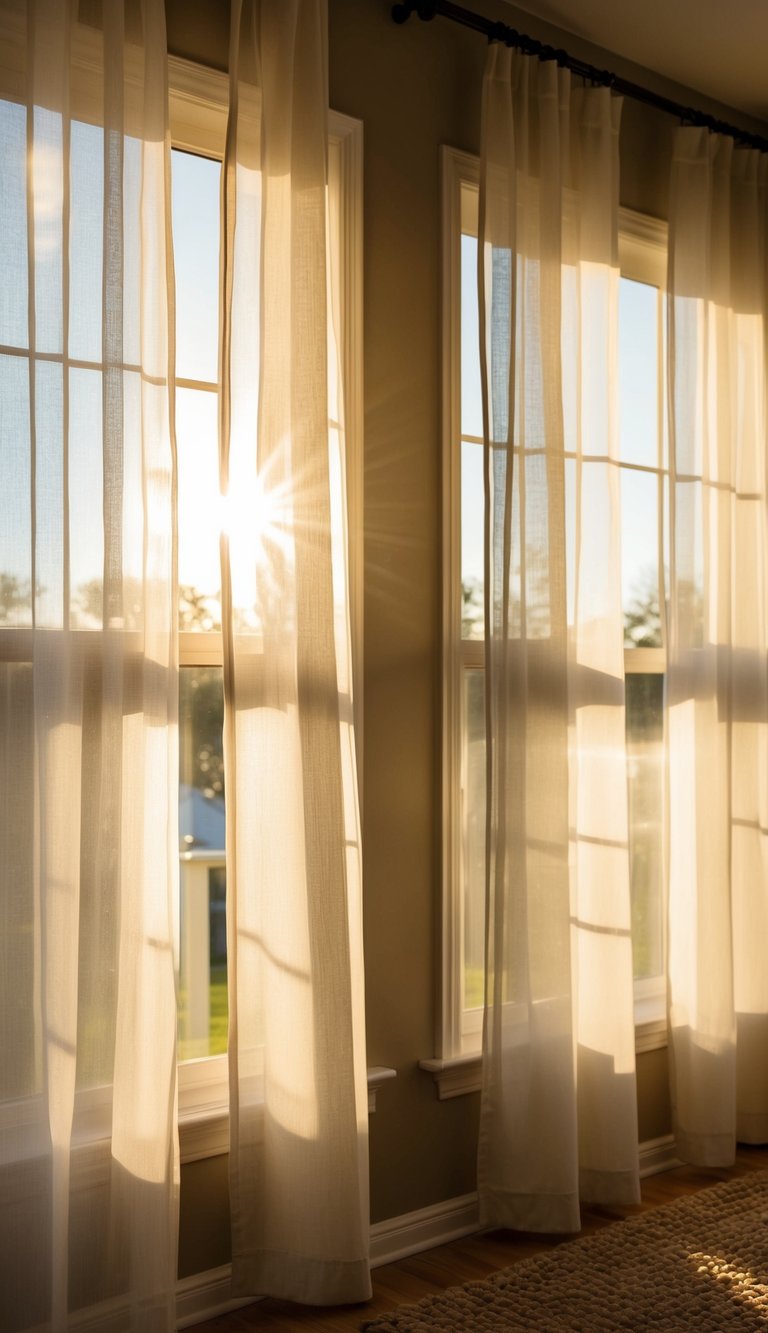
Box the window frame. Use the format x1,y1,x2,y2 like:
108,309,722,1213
438,146,669,1075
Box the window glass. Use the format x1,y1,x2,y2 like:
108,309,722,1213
461,233,482,438
178,666,227,1062
171,149,221,384
626,673,665,981
461,668,485,1019
177,385,221,630
619,277,658,469
461,440,484,639
622,467,661,647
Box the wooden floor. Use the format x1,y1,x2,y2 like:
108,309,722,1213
192,1144,768,1332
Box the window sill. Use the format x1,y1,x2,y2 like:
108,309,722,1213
178,1065,396,1165
418,1055,483,1101
635,1017,668,1054
420,1021,668,1101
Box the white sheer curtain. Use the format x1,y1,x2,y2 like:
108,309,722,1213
0,1,178,1330
220,0,370,1305
477,46,640,1232
667,130,768,1164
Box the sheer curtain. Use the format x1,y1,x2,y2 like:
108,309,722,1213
477,45,640,1232
667,130,768,1164
220,0,370,1305
0,1,178,1330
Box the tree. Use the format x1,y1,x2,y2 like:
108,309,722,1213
461,577,483,638
0,573,31,624
624,567,662,648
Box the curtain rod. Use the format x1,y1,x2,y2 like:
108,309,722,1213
391,0,768,154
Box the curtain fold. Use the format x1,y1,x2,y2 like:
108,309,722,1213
0,1,179,1329
477,45,640,1233
220,0,370,1305
666,129,768,1164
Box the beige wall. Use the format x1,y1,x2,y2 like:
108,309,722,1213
169,0,767,1277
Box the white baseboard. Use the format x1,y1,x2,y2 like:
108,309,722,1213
176,1266,256,1329
639,1133,681,1177
370,1191,480,1268
174,1136,681,1326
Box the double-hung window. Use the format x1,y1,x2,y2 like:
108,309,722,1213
168,63,364,1151
440,147,668,1070
0,51,363,1155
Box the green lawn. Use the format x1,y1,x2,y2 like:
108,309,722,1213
178,964,228,1062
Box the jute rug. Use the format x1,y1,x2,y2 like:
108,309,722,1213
361,1172,768,1331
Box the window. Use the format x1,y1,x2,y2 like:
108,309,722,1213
0,51,363,1152
167,63,364,1147
440,148,668,1066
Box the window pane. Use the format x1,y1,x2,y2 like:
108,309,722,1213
461,233,482,438
177,386,221,630
171,148,221,384
70,119,103,364
178,666,227,1061
619,277,658,469
626,673,664,981
0,354,32,624
69,367,104,627
461,439,484,639
0,98,29,349
622,467,661,646
462,668,485,1017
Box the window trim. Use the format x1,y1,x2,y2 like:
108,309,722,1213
438,146,670,1077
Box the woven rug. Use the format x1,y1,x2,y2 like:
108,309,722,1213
361,1173,768,1331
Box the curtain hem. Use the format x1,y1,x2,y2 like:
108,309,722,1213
231,1251,372,1306
673,1127,735,1168
578,1166,641,1208
479,1186,581,1234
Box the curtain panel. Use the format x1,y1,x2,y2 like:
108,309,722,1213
667,129,768,1165
477,44,640,1233
0,0,370,1324
0,1,179,1329
221,0,371,1306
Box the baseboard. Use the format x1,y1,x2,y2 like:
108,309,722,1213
175,1136,681,1325
639,1133,681,1178
370,1191,480,1268
176,1266,256,1329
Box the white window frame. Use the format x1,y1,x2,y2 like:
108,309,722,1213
433,146,668,1089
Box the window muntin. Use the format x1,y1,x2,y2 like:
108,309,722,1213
444,152,668,1059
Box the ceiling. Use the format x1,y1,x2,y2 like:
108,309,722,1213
506,0,768,123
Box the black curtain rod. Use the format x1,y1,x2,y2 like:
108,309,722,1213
392,0,768,154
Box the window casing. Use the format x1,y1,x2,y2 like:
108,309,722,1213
440,147,668,1068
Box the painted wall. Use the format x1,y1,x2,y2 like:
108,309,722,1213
168,0,767,1277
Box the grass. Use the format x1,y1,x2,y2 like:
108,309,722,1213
178,963,228,1062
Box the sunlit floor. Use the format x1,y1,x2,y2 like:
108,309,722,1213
190,1144,768,1332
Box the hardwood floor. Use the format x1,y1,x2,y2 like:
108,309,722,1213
190,1144,768,1332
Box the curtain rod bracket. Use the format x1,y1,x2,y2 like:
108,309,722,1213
392,2,438,22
